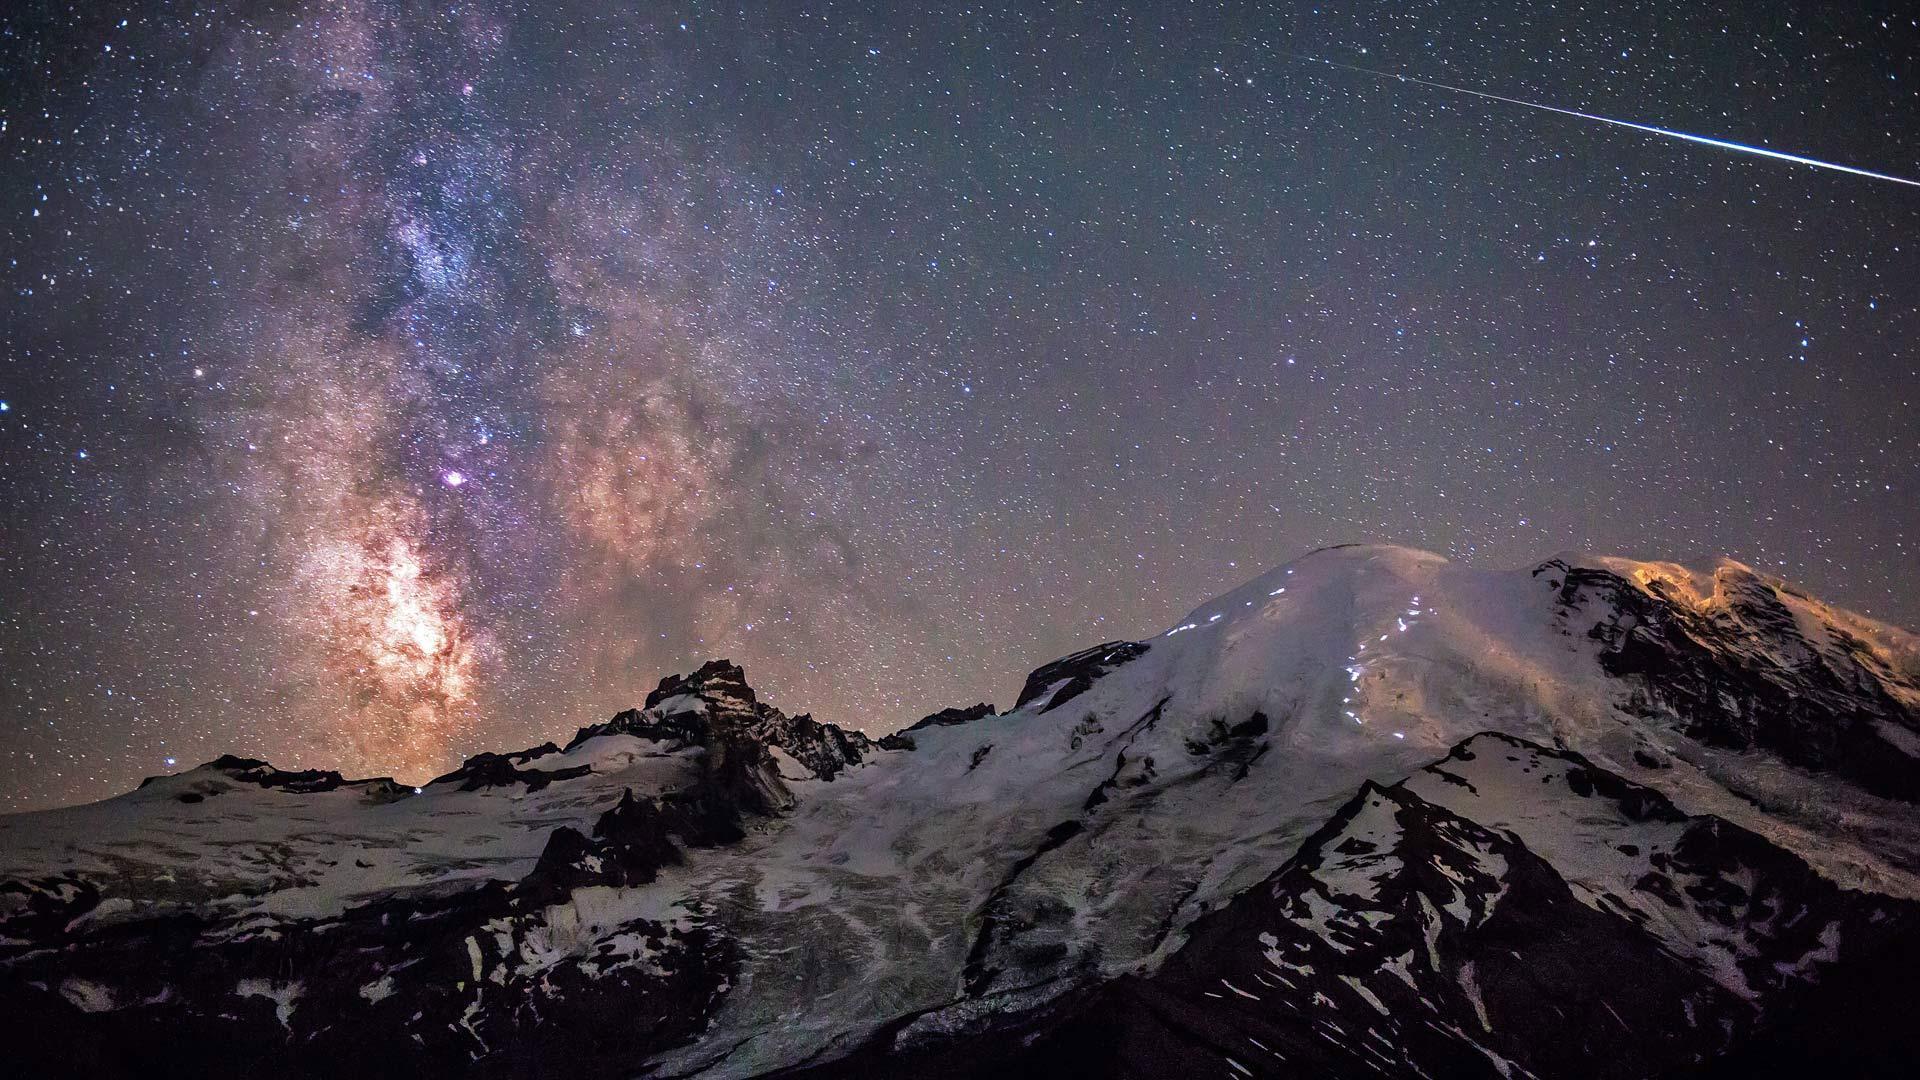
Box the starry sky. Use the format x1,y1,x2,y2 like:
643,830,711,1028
4,1,1918,810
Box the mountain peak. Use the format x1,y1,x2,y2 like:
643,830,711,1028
567,658,879,783
645,658,757,710
8,547,1920,1078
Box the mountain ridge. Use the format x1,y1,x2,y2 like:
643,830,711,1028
5,543,1920,1078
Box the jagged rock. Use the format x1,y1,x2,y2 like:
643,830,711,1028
565,705,710,750
647,658,762,709
759,712,873,781
882,702,999,750
1015,641,1150,712
796,734,1920,1078
430,744,588,792
524,789,685,902
910,702,999,732
0,872,101,944
133,755,414,804
1542,558,1920,799
569,659,878,782
7,546,1920,1079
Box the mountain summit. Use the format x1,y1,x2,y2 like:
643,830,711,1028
5,544,1920,1078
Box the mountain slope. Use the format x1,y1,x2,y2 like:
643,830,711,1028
4,544,1919,1078
797,733,1920,1079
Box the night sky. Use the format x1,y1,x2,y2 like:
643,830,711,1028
4,2,1918,810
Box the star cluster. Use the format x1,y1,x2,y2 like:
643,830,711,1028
4,2,1918,808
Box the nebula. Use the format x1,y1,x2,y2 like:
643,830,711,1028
300,495,485,777
7,2,1917,809
175,4,895,780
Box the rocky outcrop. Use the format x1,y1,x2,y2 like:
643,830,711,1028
567,659,879,782
137,754,411,802
906,703,999,732
8,549,1920,1080
0,660,852,1079
881,702,998,750
429,743,588,791
1014,641,1150,712
1539,558,1920,800
794,733,1920,1078
0,869,735,1080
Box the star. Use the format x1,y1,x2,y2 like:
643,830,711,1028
3,1,1918,810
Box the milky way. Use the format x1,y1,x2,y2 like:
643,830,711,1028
5,3,1920,808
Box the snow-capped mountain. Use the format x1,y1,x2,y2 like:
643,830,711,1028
5,544,1920,1078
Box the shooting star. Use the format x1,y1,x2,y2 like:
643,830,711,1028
1295,56,1920,189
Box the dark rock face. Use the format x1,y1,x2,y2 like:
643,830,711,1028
1696,928,1920,1078
524,788,685,900
566,703,701,749
791,734,1920,1079
881,703,998,750
0,871,101,944
0,875,735,1080
9,592,1920,1080
208,755,358,791
138,755,405,798
430,743,588,791
570,659,879,782
1120,783,1732,1080
645,657,762,709
907,702,998,732
960,818,1088,997
1539,559,1920,800
761,711,875,781
1184,709,1270,755
0,660,864,1080
1015,641,1151,712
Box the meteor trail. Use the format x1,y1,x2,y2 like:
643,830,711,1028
1294,55,1920,189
